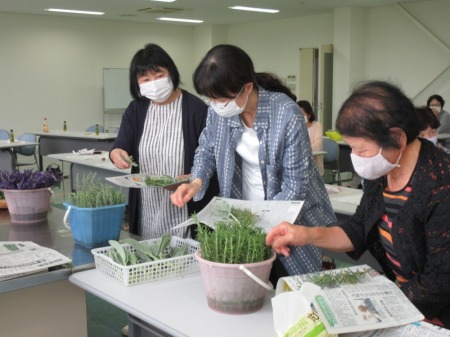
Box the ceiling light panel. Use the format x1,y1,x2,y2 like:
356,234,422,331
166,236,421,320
45,8,104,15
229,6,279,13
157,17,203,23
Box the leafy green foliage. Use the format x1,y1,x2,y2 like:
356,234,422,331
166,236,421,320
193,201,271,264
306,268,370,288
120,154,138,167
67,172,125,208
144,175,178,187
106,233,188,266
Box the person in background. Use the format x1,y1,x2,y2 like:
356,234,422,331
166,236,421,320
266,81,450,328
171,44,336,280
110,43,219,240
427,94,450,134
297,100,324,175
416,105,449,152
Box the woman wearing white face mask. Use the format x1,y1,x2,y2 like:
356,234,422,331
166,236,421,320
416,106,450,153
267,81,450,328
171,44,336,281
109,43,219,240
427,94,450,134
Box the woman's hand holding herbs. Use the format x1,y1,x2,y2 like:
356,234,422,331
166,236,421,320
110,148,136,169
171,178,202,207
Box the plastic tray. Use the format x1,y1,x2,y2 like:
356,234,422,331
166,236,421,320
92,237,200,286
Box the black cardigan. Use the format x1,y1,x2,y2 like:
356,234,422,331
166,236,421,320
111,90,219,236
339,138,450,326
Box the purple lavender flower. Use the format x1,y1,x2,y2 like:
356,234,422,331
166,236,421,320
0,169,62,190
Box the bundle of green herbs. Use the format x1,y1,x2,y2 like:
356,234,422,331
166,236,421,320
107,234,188,266
67,172,125,208
193,201,272,264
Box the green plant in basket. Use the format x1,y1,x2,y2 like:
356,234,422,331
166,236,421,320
192,200,271,264
67,172,125,207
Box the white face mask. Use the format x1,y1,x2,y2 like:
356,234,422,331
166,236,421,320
429,106,442,114
139,77,173,103
427,135,438,145
304,116,309,123
350,148,402,180
211,87,248,118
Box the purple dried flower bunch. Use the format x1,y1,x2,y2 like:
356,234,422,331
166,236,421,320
0,168,63,190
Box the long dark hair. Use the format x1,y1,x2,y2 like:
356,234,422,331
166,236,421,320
193,44,296,101
336,81,419,149
297,100,316,122
129,43,180,100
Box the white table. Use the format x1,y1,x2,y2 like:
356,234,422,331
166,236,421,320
0,140,39,170
69,268,415,337
327,185,363,216
48,152,130,198
70,270,276,337
32,130,117,170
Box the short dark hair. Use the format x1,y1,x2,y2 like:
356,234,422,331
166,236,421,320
336,81,419,149
297,100,316,122
193,44,296,101
129,43,180,100
427,94,445,108
416,106,440,131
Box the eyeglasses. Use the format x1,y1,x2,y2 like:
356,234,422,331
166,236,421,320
203,86,244,107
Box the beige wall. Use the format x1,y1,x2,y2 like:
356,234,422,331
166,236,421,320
1,0,449,135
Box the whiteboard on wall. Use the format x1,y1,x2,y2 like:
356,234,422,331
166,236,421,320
103,68,132,112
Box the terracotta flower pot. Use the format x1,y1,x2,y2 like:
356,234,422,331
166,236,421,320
3,188,52,224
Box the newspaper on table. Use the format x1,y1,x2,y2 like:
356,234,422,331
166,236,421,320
172,196,304,233
274,265,425,335
343,320,450,337
0,241,72,281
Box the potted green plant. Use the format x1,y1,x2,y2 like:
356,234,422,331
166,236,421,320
0,169,63,223
192,201,276,314
63,173,126,248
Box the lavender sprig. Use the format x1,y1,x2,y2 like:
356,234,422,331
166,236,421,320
0,169,61,190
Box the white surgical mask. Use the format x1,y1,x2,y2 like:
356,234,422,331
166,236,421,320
304,116,309,123
350,148,402,180
427,135,438,145
211,87,248,118
139,77,173,103
429,106,442,114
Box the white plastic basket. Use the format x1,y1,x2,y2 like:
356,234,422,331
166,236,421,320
91,236,200,286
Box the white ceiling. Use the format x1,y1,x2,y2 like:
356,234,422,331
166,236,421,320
0,0,433,25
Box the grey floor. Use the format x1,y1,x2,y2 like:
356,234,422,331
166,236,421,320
87,293,128,337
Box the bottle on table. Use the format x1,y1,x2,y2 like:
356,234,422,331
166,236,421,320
95,124,99,136
9,129,14,143
63,121,67,132
43,117,49,133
